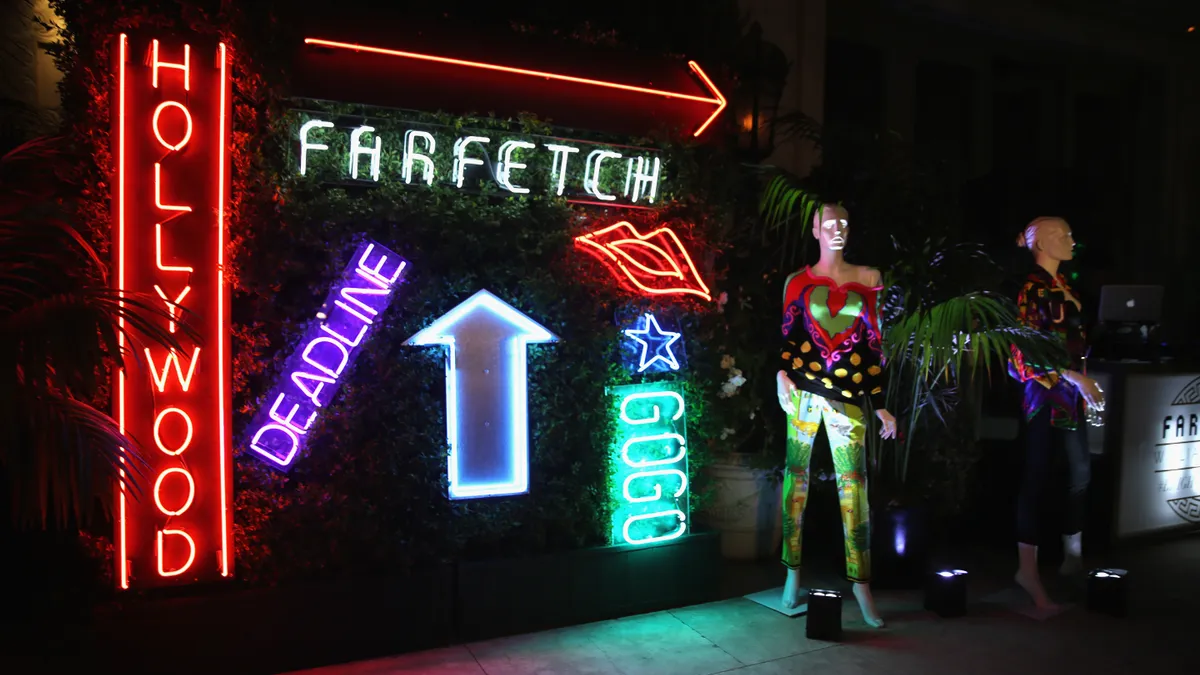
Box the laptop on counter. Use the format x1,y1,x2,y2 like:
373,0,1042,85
1097,285,1164,325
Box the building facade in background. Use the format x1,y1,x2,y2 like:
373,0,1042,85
745,0,1200,347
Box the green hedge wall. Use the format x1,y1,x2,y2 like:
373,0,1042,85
48,0,747,587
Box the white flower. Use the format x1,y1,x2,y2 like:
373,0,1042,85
719,427,736,440
719,382,739,398
729,374,746,388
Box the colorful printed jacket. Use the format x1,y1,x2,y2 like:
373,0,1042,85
1008,266,1088,429
780,267,887,405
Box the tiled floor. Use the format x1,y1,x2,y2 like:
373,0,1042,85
282,535,1200,675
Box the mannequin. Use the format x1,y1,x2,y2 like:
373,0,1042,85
1009,217,1105,609
775,203,896,628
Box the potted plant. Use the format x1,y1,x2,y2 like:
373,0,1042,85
1,137,188,623
697,293,786,561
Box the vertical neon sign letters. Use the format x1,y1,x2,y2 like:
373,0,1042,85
246,240,409,469
609,382,690,545
112,34,233,590
406,290,559,499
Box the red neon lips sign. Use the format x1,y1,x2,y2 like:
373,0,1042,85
575,221,712,301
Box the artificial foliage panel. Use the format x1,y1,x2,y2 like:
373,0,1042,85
47,0,743,588
609,381,690,546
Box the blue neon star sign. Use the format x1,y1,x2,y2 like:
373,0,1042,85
624,313,682,373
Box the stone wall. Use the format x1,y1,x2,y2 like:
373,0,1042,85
0,0,62,150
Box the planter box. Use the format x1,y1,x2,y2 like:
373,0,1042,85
701,459,783,561
66,565,456,675
32,532,721,674
456,529,721,640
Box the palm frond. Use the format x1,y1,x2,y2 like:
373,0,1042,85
885,293,1066,381
757,173,823,270
0,135,199,528
0,388,151,528
770,110,824,150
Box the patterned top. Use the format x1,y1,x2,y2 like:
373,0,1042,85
1008,266,1088,429
780,267,887,405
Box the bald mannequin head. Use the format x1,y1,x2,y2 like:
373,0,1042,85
813,203,850,252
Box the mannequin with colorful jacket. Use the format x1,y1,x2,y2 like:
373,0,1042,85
775,203,896,628
1009,216,1105,610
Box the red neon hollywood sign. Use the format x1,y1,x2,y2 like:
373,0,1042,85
113,34,233,590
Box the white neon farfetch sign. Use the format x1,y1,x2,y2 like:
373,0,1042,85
496,140,536,194
406,290,559,499
298,119,334,176
292,116,667,206
584,149,622,202
452,135,490,188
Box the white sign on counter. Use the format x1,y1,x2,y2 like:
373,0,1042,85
1117,373,1200,537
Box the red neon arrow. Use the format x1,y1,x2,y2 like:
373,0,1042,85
304,38,727,137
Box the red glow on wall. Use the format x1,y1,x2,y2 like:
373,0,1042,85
113,34,233,590
575,221,712,301
303,38,726,137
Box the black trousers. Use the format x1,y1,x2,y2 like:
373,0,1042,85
1016,408,1091,545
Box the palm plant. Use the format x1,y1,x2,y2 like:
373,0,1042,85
0,137,192,528
756,115,1066,501
871,236,1065,488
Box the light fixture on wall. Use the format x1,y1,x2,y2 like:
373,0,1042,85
733,22,789,162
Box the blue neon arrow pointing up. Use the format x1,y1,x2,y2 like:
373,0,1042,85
405,290,559,499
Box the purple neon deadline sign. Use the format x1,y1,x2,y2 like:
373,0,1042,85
247,239,409,469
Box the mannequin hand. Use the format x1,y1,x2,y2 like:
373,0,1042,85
1064,371,1105,411
776,371,798,416
1078,377,1105,411
875,409,897,439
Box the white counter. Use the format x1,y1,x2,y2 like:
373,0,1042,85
1094,364,1200,538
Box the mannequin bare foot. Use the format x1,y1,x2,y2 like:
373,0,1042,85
1014,570,1060,610
1016,542,1059,609
852,582,885,628
782,568,803,608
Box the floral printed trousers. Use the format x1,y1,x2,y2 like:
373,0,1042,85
782,388,872,583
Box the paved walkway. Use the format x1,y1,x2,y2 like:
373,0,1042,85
283,535,1198,675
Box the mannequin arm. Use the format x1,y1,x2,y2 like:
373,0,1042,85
866,268,888,405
